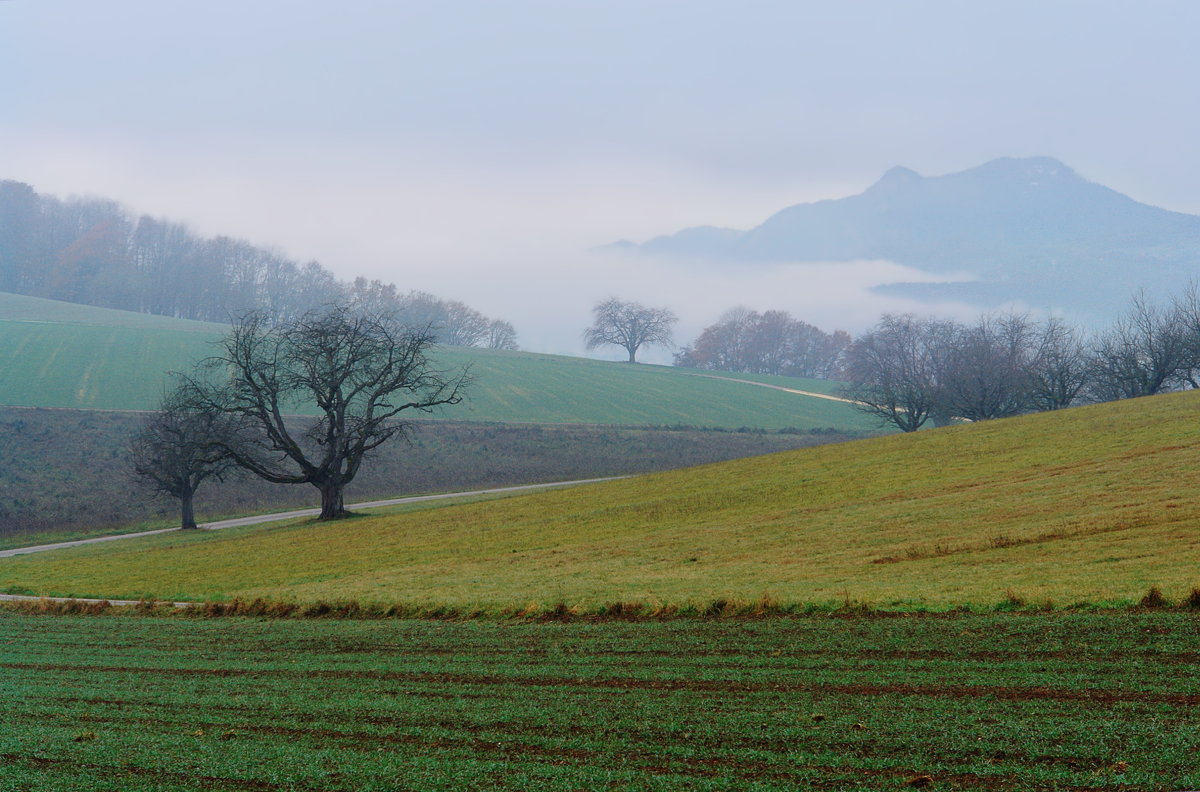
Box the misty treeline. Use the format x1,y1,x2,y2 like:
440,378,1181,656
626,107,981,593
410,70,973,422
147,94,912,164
0,180,518,349
674,307,852,378
842,289,1200,431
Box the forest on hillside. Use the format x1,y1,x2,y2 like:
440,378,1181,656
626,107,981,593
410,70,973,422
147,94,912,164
0,180,517,348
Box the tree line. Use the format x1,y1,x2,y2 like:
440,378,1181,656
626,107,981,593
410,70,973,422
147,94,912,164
583,292,1200,435
842,289,1200,431
0,180,517,349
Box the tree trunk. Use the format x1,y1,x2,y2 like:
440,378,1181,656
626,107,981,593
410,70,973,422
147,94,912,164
317,480,348,520
626,346,637,363
180,491,198,530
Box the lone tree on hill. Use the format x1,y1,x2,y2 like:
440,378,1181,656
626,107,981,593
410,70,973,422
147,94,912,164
129,388,239,529
584,297,677,363
183,303,468,520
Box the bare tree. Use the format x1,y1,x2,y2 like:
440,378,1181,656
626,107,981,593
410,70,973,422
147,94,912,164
939,312,1039,421
1087,292,1196,401
486,319,520,351
841,314,956,432
584,297,677,363
129,388,238,529
183,304,468,520
1028,315,1090,410
440,300,491,347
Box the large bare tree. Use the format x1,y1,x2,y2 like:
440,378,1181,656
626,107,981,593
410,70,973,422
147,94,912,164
184,304,468,520
129,388,239,529
584,297,677,363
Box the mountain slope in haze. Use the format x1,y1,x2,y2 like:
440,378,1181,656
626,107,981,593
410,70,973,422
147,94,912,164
619,157,1200,314
6,389,1199,608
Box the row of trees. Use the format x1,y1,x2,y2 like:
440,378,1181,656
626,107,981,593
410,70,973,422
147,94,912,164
580,298,849,376
0,180,517,349
843,290,1200,431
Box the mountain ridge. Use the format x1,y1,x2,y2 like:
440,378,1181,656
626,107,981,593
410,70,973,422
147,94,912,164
617,157,1200,314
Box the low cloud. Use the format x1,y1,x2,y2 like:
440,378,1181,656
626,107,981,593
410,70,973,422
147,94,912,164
1,130,980,360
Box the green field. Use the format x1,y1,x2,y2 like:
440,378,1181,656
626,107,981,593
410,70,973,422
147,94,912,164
0,292,872,431
2,611,1196,791
5,390,1198,609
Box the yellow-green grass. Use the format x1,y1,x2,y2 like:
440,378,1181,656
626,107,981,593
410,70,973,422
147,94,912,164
7,389,1199,610
0,291,869,430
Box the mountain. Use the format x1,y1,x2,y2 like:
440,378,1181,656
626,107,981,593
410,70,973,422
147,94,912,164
617,157,1200,315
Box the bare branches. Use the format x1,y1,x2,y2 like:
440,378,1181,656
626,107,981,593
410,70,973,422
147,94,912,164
1086,291,1197,401
584,297,677,363
128,387,239,529
182,303,468,520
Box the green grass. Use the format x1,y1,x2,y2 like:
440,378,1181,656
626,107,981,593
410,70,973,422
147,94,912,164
2,611,1197,791
5,390,1200,609
0,291,873,430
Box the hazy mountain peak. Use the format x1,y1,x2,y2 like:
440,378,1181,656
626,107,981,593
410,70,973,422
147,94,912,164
874,165,923,185
616,155,1200,315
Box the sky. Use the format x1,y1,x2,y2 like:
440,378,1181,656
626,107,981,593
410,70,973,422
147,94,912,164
3,0,1199,360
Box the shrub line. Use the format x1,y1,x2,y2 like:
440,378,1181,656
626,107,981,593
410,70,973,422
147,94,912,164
3,588,1199,621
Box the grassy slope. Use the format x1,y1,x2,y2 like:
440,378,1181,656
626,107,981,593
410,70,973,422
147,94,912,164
3,611,1195,791
5,390,1199,608
0,292,871,430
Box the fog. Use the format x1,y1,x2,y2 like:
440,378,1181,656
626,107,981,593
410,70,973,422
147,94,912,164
2,0,1198,357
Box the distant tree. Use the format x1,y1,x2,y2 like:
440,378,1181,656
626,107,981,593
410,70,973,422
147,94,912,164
841,314,956,432
440,300,492,347
674,307,849,378
1086,292,1196,401
182,303,468,520
129,388,238,529
1028,315,1090,410
674,306,755,371
486,319,520,351
939,312,1039,421
584,297,677,363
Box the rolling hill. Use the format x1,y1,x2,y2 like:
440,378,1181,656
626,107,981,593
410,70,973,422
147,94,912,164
5,389,1197,609
616,156,1200,315
0,291,870,431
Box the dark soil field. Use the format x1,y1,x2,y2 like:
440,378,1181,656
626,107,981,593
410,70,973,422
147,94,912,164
2,610,1197,790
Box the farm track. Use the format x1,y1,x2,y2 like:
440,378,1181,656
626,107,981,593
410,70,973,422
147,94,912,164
0,476,624,561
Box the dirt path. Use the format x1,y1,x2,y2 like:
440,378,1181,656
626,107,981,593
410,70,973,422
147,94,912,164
685,373,858,404
0,477,623,560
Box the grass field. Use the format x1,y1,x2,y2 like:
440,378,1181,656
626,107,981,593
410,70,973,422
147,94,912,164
0,291,872,431
2,611,1197,791
4,390,1198,609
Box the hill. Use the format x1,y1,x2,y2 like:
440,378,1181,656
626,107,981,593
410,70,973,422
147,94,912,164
0,291,871,431
0,406,844,542
4,390,1198,608
619,156,1200,315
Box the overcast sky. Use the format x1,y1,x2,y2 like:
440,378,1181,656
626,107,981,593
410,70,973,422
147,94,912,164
3,1,1198,359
